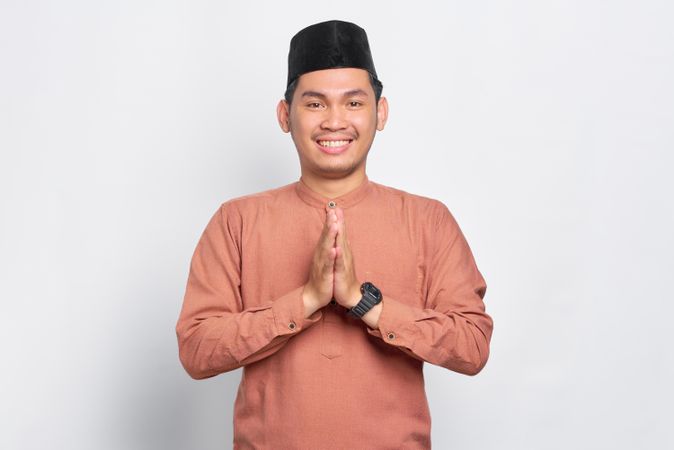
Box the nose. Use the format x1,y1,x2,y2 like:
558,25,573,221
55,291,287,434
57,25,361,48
320,106,348,131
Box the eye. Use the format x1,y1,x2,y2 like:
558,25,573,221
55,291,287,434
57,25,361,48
348,101,363,107
307,102,323,109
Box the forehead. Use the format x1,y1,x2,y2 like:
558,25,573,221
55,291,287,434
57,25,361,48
295,67,372,95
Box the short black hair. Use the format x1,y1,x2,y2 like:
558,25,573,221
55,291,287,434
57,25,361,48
284,71,383,105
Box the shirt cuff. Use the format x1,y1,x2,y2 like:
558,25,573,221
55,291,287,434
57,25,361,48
271,285,323,336
365,295,419,349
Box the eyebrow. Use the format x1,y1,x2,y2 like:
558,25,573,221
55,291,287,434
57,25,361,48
301,89,370,99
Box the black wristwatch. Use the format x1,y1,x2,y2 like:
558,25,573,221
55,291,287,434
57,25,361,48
348,282,382,318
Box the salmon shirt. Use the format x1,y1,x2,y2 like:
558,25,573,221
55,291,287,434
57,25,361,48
176,175,493,449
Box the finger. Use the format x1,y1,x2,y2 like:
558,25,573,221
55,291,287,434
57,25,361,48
325,207,338,229
336,207,349,238
321,218,338,253
315,211,337,268
320,210,336,240
322,249,336,273
334,245,343,270
335,215,347,249
323,209,336,231
335,227,354,274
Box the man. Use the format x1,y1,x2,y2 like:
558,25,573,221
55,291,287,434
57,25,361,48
176,20,493,449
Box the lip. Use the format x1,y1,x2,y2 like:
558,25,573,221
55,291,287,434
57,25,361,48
315,139,353,155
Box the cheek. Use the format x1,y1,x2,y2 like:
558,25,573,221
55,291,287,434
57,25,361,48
290,114,319,139
352,113,377,133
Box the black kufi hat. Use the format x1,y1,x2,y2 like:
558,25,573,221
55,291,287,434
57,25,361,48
287,20,381,88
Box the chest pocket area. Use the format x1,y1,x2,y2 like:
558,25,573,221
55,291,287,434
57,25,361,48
320,304,347,359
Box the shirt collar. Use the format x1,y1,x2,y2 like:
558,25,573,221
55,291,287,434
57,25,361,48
295,175,372,209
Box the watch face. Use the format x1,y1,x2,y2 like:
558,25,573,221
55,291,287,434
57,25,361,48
362,282,382,301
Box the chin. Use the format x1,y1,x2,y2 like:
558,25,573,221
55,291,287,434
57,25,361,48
321,161,365,175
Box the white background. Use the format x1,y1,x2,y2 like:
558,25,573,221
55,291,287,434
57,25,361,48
1,1,673,449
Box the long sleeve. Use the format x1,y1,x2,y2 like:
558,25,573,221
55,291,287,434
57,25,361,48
366,201,493,375
176,202,323,380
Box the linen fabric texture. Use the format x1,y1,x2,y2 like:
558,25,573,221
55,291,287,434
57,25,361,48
176,176,493,449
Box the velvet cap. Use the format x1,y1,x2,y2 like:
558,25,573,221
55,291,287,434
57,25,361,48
286,20,380,88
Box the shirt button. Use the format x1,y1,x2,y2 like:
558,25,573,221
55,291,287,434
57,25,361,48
327,201,336,208
288,321,297,331
330,299,336,306
387,332,396,340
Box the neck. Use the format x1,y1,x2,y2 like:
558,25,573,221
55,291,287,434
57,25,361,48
299,169,367,199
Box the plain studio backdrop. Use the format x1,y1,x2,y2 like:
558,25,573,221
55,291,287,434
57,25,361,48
1,1,672,449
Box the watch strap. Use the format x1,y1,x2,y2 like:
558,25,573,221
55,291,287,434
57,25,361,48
348,284,381,318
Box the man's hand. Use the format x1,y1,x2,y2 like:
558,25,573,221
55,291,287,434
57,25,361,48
332,207,362,309
302,207,339,315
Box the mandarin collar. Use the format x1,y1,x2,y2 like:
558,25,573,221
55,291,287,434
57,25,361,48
295,175,372,209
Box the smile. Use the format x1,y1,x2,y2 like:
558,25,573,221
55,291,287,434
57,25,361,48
315,139,353,155
317,139,353,148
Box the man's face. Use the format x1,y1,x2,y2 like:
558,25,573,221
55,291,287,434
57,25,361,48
277,67,388,179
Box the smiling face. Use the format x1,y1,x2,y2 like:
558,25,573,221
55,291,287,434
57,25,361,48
277,67,388,180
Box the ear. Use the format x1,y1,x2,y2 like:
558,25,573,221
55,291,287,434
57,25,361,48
277,99,291,133
376,97,389,131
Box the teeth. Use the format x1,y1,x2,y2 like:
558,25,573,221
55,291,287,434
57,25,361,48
318,140,351,147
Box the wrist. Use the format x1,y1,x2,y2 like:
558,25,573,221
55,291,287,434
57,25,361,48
348,283,362,308
347,281,383,319
301,285,322,318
